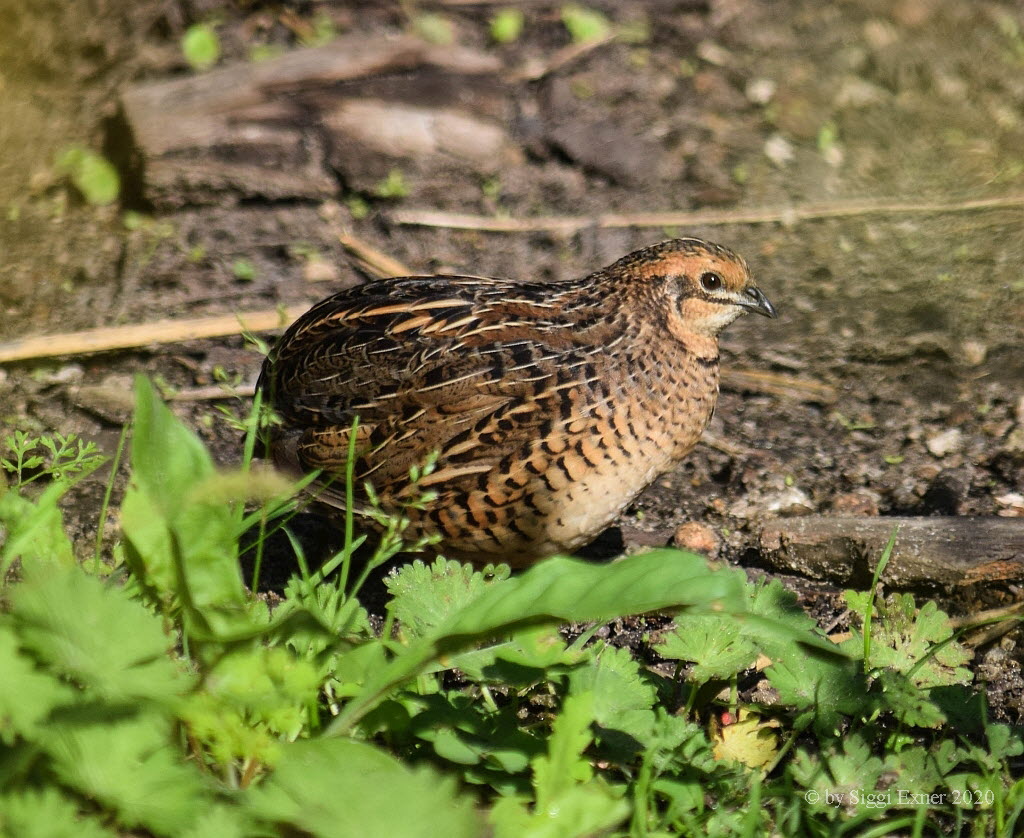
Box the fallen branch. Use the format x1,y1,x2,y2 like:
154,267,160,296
759,516,1024,589
0,307,309,364
391,193,1024,233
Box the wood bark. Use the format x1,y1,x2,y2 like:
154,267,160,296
759,516,1024,589
119,33,508,207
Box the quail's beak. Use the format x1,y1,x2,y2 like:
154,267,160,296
738,286,777,318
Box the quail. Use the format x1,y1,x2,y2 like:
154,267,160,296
258,238,776,565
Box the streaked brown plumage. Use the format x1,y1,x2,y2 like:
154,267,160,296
258,238,776,565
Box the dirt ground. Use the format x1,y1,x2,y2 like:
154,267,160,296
2,1,1023,717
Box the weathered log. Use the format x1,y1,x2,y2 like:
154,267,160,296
759,516,1024,589
119,33,508,206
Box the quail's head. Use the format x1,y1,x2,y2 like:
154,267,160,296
609,238,777,338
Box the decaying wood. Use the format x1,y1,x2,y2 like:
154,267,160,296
322,100,509,172
120,33,507,206
0,307,308,364
759,516,1024,589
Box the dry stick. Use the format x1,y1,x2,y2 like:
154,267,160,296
512,32,617,82
391,193,1024,233
0,307,310,365
337,232,413,278
0,231,410,365
721,369,837,405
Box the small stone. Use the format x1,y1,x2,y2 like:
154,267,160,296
926,428,963,458
303,257,340,283
961,340,987,366
745,78,776,105
764,486,815,516
831,491,880,516
995,493,1024,517
38,364,84,386
1004,426,1024,458
73,374,136,423
696,40,732,67
764,134,795,167
674,521,721,556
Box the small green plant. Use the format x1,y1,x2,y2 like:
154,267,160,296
1,379,1021,836
561,4,612,44
182,22,220,71
490,9,524,44
411,13,455,46
1,430,105,487
301,12,337,47
232,258,257,281
373,169,410,200
346,193,370,219
55,146,120,207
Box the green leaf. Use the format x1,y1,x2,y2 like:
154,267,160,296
645,710,719,776
179,805,255,838
843,593,972,689
874,670,947,728
0,625,74,739
0,788,117,838
182,24,220,71
491,690,629,838
244,738,480,838
121,377,248,637
789,732,889,812
9,563,187,701
231,259,256,281
56,147,120,206
533,691,596,809
657,614,758,683
373,168,410,199
985,723,1024,763
386,557,509,640
568,644,657,746
181,646,322,765
330,550,748,733
490,9,524,43
441,550,746,638
494,785,629,838
0,481,75,577
127,376,215,518
43,711,212,836
561,5,612,43
764,651,868,736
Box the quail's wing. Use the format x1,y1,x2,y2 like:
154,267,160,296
261,275,603,502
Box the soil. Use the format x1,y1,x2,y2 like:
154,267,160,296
1,1,1023,719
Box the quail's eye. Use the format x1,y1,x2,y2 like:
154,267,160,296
700,271,723,292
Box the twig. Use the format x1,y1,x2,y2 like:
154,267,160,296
512,32,617,82
169,384,257,401
699,431,757,458
391,193,1024,233
0,306,309,364
429,0,554,5
949,600,1024,630
721,369,837,404
337,232,413,279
